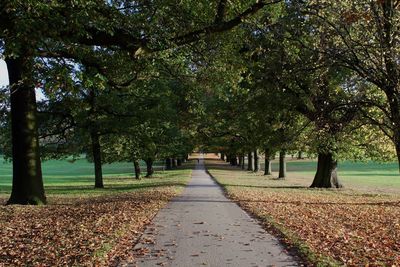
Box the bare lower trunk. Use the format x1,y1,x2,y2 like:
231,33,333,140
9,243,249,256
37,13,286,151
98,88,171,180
238,156,243,167
241,155,245,169
165,158,172,170
394,131,400,173
254,150,260,172
247,152,253,171
310,153,342,188
133,159,141,179
6,55,46,205
172,158,177,168
230,155,238,166
278,150,286,179
177,158,182,166
91,130,103,188
220,153,225,161
145,158,154,177
297,151,303,159
264,148,272,175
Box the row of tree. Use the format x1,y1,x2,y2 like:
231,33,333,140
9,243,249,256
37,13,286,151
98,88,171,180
195,0,398,188
0,0,278,204
1,0,400,204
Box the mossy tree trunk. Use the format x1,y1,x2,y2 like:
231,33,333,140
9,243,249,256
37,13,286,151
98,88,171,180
6,54,46,205
133,159,141,179
145,158,154,177
278,150,286,179
238,155,243,167
247,152,253,171
90,130,103,188
254,150,260,172
264,148,272,175
165,158,172,170
172,158,177,168
310,153,342,188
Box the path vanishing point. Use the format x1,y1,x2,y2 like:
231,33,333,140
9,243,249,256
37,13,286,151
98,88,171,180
130,155,298,267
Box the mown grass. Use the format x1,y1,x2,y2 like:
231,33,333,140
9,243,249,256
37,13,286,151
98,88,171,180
243,158,400,194
207,158,400,266
0,157,179,196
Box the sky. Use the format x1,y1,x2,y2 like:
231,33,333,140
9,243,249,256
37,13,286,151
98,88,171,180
0,59,46,100
0,59,9,87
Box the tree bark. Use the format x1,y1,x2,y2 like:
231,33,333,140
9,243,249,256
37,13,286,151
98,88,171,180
177,158,182,166
172,158,177,168
145,158,154,177
133,159,141,179
278,150,286,179
247,152,253,171
230,155,237,166
254,150,260,172
264,148,272,175
220,153,225,161
90,130,104,188
165,158,172,170
297,151,303,159
241,155,245,169
6,55,46,205
238,155,243,167
310,153,342,188
396,142,400,174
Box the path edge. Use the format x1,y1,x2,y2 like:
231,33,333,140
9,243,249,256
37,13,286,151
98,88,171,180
204,166,314,266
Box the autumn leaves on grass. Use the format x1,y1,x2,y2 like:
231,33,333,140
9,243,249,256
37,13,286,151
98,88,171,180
209,168,400,266
0,188,179,266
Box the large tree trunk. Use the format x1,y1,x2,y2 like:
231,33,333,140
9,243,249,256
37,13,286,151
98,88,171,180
6,55,46,205
133,159,141,179
177,158,182,166
310,153,342,188
396,142,400,173
247,152,253,171
165,158,172,170
241,154,245,169
90,130,103,188
145,158,154,177
264,148,272,175
254,150,260,172
220,153,225,161
278,150,286,179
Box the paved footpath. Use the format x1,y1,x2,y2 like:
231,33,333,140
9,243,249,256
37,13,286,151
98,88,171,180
132,155,298,267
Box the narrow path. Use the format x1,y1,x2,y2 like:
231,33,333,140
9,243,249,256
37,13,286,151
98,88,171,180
132,155,298,267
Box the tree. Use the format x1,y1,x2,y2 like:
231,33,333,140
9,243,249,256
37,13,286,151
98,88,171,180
305,0,400,172
0,0,281,204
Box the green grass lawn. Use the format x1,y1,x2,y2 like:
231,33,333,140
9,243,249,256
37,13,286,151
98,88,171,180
0,157,173,195
234,158,400,194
